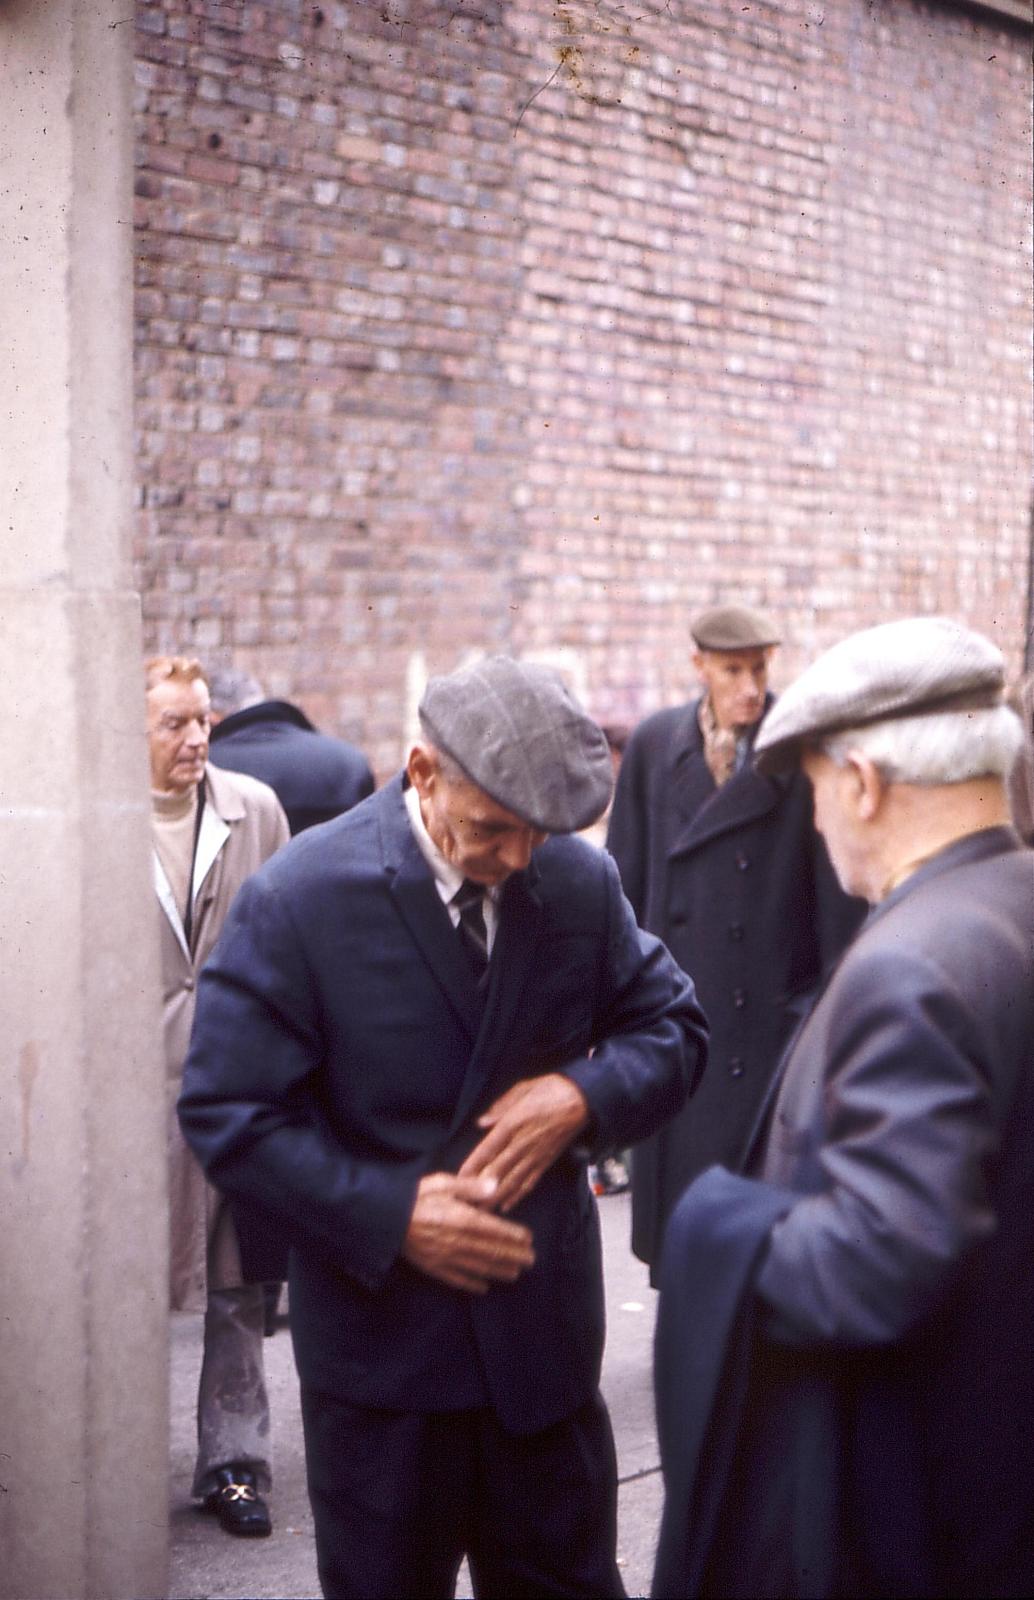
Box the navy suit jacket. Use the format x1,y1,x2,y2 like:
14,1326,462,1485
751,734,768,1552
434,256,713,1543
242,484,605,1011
179,775,707,1434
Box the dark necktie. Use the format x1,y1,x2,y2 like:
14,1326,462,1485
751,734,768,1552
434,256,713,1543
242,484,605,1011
452,878,489,977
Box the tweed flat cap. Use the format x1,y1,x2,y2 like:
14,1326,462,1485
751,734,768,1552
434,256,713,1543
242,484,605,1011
754,616,1005,772
419,655,614,832
690,605,782,651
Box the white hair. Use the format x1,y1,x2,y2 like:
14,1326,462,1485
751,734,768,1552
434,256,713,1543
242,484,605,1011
206,666,266,718
821,705,1024,786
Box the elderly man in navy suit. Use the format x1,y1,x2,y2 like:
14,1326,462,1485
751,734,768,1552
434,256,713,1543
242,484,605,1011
180,655,708,1600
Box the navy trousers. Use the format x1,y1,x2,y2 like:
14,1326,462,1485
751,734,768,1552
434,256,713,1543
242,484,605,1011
299,1386,626,1599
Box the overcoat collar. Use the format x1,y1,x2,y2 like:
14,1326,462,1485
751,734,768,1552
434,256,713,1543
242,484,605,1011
742,823,1027,1171
668,696,784,858
209,699,315,740
377,774,546,1135
865,824,1025,931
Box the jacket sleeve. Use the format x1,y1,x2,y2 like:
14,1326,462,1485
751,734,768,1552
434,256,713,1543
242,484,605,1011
178,869,419,1291
755,946,997,1347
562,850,709,1153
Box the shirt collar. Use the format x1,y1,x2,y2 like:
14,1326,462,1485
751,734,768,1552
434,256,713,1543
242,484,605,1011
403,783,501,909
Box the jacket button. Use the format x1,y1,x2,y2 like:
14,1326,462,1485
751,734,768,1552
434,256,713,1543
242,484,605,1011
729,1057,745,1077
733,988,747,1009
736,852,750,871
728,922,744,942
182,977,195,992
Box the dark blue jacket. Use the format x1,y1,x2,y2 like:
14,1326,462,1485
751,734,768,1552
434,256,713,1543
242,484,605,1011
653,829,1034,1598
208,699,374,835
179,776,707,1434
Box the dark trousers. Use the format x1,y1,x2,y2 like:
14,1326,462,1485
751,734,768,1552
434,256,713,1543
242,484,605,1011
299,1386,625,1600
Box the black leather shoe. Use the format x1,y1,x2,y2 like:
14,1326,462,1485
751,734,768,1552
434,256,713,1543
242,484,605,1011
202,1466,272,1537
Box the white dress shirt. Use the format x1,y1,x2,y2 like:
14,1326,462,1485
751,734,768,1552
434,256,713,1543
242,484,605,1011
404,783,500,954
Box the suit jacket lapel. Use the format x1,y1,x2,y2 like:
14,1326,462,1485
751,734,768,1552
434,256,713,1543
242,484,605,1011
379,778,483,1042
445,863,546,1139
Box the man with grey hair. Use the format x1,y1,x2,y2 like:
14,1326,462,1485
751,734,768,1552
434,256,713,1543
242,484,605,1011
652,616,1034,1600
206,666,374,837
180,655,708,1599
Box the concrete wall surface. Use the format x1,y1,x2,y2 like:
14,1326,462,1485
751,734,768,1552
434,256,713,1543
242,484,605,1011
0,3,168,1596
133,0,1033,777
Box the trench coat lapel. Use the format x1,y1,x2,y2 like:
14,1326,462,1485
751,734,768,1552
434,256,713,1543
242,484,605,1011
192,795,231,905
153,853,190,962
668,697,782,858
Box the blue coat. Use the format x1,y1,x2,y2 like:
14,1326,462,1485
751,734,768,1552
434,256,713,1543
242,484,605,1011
208,699,374,835
653,827,1034,1598
179,775,707,1435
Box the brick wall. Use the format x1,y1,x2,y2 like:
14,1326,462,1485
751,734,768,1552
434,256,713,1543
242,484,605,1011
134,0,1033,778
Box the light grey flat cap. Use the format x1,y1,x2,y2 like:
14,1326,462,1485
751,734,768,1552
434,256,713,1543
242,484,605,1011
419,655,614,832
755,616,1005,772
690,605,782,651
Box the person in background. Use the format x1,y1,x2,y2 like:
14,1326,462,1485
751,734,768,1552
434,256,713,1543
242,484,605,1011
607,604,864,1278
146,656,289,1538
206,666,374,836
179,655,708,1599
653,616,1034,1599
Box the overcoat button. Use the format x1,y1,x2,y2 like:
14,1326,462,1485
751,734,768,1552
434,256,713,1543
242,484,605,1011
733,989,747,1009
729,1057,744,1077
729,923,744,942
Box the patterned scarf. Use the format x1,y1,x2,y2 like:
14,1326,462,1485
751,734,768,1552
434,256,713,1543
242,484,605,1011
699,696,750,788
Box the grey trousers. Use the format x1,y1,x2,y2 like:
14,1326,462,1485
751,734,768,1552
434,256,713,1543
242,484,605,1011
192,1284,272,1498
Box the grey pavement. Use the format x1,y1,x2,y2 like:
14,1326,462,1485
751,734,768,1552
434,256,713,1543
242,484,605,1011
170,1190,662,1599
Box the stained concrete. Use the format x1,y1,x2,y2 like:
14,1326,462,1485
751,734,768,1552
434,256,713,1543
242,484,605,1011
0,3,167,1596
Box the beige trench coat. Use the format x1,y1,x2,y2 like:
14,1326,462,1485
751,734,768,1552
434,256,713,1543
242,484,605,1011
157,762,289,1310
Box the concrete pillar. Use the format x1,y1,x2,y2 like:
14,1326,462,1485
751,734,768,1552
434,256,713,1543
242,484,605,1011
0,3,168,1597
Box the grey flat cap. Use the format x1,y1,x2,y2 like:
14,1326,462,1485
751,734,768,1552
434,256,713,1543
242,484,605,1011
419,655,614,832
755,616,1005,772
690,605,782,651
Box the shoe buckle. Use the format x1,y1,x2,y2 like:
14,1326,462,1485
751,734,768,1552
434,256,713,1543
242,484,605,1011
221,1483,257,1503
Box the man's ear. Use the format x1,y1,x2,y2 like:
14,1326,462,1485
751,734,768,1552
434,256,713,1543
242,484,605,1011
407,742,437,798
843,751,885,822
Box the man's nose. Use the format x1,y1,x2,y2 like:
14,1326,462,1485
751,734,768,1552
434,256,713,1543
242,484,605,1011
498,829,536,873
185,718,209,747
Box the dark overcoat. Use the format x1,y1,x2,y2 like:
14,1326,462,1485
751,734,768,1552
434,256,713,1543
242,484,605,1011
178,776,707,1437
209,698,374,835
606,697,863,1270
654,827,1034,1599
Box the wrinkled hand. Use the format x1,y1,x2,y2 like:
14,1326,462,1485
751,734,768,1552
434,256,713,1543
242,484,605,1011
458,1074,590,1214
401,1172,536,1294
